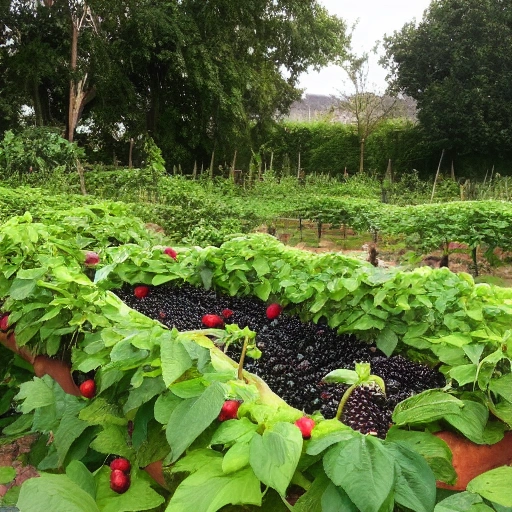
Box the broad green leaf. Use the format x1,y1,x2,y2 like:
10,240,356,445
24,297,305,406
444,400,488,443
467,466,512,507
166,382,226,463
154,392,182,424
253,280,271,301
489,373,512,403
249,422,303,496
160,332,193,387
386,428,456,484
392,390,464,426
95,466,165,512
222,441,251,474
210,417,259,445
434,491,492,512
376,327,398,357
292,471,330,512
66,460,96,500
321,481,358,512
433,333,472,347
386,442,436,512
449,364,478,386
79,397,127,426
90,424,134,459
9,277,37,300
323,435,395,512
15,377,55,414
0,466,16,484
123,375,166,414
54,414,90,465
166,459,262,512
322,368,358,385
17,473,100,512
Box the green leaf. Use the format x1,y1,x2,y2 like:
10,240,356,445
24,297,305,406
321,481,359,512
210,417,259,445
489,374,512,402
322,369,359,385
9,277,37,300
222,441,251,474
449,364,478,386
65,460,96,500
0,466,16,484
154,392,182,424
166,458,262,512
386,428,456,484
16,377,55,414
434,491,492,512
386,441,436,512
467,466,512,507
376,327,398,357
254,280,271,301
323,434,395,512
94,466,165,512
444,400,488,444
166,382,226,463
249,422,303,496
17,472,101,512
392,390,464,426
160,332,193,387
90,424,134,459
123,376,166,415
54,413,90,465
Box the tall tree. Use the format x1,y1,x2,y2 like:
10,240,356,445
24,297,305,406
335,52,400,173
382,0,512,158
0,0,349,168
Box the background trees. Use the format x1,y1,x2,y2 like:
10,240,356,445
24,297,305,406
0,0,349,170
382,0,512,163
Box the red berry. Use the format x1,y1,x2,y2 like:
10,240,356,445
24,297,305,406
266,303,282,320
163,247,178,260
218,400,241,421
134,285,149,299
84,251,100,266
0,314,10,331
110,457,131,473
222,309,234,319
110,469,130,494
202,314,224,328
294,417,315,439
79,379,96,399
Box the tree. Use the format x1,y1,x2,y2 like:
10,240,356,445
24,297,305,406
381,0,512,159
335,52,400,173
0,0,350,169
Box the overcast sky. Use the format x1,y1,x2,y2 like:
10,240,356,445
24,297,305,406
298,0,432,96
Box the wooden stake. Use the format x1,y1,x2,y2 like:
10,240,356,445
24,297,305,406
430,149,445,203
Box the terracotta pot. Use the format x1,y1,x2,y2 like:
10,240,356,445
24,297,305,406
0,331,80,396
0,332,35,365
435,430,512,490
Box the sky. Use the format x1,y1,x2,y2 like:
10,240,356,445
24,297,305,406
298,0,432,96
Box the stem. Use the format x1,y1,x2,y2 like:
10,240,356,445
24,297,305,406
237,335,249,381
335,384,357,420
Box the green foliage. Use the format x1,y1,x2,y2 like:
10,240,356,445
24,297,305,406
382,0,512,159
0,128,84,183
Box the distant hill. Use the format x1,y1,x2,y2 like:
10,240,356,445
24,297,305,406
286,93,417,123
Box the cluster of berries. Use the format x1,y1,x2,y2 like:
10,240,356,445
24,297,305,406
109,457,131,494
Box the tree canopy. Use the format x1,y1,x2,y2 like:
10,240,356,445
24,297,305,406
382,0,512,157
0,0,349,169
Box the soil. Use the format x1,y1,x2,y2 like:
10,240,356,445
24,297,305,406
0,435,38,498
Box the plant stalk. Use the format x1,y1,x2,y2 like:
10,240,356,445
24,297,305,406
335,384,357,420
238,335,249,381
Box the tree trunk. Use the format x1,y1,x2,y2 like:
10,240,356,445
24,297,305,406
359,138,365,173
128,138,134,168
67,20,96,142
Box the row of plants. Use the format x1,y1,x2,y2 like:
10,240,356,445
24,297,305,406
1,205,512,510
